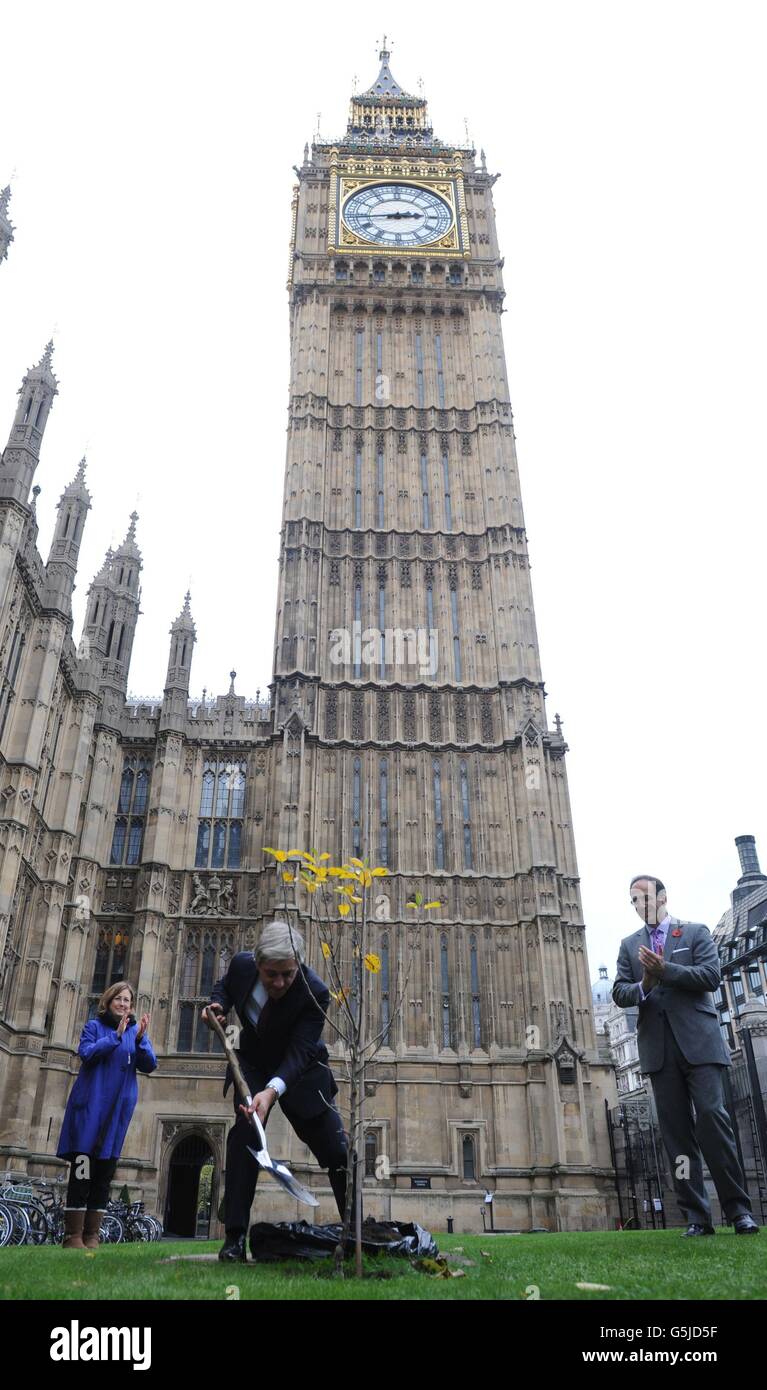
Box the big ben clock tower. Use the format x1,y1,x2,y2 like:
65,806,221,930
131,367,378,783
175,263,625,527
267,44,617,1230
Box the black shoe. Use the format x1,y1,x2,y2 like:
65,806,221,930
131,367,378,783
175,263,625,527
682,1223,715,1236
218,1233,247,1261
733,1215,759,1235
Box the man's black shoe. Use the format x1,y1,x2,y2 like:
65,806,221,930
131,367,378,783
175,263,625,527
733,1215,759,1235
218,1233,247,1261
682,1223,715,1236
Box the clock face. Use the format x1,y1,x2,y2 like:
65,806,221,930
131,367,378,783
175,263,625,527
342,183,453,248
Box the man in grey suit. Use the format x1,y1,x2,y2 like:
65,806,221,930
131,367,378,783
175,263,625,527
612,875,758,1235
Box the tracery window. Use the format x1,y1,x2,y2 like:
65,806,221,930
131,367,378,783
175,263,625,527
110,755,151,865
177,928,234,1052
440,931,452,1046
195,758,246,869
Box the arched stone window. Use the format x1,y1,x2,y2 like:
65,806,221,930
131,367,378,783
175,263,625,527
440,932,451,1047
195,759,247,869
110,755,151,865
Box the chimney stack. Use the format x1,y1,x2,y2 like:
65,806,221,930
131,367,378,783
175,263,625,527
735,834,762,879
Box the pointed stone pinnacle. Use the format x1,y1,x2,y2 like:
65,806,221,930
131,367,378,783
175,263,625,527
22,339,58,391
228,670,237,696
59,454,92,507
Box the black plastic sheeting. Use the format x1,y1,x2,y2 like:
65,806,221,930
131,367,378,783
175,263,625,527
248,1217,439,1262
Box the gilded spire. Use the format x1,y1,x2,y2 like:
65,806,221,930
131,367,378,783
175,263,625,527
347,41,432,143
360,39,411,99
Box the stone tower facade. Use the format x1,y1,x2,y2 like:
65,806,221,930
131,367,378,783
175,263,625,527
269,48,617,1228
0,54,617,1236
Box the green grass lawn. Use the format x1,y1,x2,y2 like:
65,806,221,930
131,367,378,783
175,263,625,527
0,1230,765,1301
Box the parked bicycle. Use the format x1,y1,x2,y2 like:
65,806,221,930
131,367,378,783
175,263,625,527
104,1198,164,1242
0,1171,163,1245
0,1171,64,1246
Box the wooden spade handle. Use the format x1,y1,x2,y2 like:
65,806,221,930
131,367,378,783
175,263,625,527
205,1006,254,1109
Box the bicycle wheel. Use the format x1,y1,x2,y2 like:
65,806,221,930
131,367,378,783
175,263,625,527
48,1208,65,1245
129,1217,153,1242
4,1201,30,1245
99,1213,125,1244
22,1200,49,1245
0,1201,14,1247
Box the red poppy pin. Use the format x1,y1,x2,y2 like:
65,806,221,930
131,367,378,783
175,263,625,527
671,928,682,937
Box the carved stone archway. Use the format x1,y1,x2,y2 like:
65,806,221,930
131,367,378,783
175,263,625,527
158,1120,226,1238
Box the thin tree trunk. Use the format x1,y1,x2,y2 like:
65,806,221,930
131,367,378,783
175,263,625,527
354,1065,364,1278
335,1051,358,1278
355,906,367,1278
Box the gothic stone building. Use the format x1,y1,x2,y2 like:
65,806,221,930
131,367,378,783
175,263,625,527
0,51,618,1234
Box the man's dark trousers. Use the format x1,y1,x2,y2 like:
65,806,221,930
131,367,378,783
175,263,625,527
651,1016,751,1226
225,1058,351,1234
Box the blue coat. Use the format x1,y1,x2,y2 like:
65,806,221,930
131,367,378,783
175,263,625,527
57,1016,157,1160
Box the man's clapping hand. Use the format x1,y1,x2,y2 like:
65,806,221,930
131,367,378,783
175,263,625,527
638,944,665,978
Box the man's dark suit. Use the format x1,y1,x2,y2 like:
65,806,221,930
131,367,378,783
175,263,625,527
613,916,752,1228
210,953,348,1234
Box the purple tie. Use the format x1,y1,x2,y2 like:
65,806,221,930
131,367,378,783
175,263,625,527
651,926,664,955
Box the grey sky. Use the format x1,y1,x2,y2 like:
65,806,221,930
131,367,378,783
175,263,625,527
1,1,765,981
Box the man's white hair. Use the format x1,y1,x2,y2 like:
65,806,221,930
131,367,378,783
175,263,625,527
255,919,305,964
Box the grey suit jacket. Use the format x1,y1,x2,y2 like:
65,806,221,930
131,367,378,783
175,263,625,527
612,917,731,1073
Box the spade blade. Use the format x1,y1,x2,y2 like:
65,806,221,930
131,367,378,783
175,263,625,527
246,1146,319,1207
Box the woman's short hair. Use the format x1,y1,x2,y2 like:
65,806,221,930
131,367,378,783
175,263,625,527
97,981,135,1016
255,920,305,964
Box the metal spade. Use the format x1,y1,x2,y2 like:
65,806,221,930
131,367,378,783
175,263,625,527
206,1007,319,1208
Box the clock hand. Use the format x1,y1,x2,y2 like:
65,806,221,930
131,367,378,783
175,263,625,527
371,211,422,220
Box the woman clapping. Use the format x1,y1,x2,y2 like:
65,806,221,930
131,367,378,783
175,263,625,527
57,981,157,1248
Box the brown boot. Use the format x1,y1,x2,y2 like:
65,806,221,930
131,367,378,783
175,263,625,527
63,1208,86,1249
83,1209,104,1249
